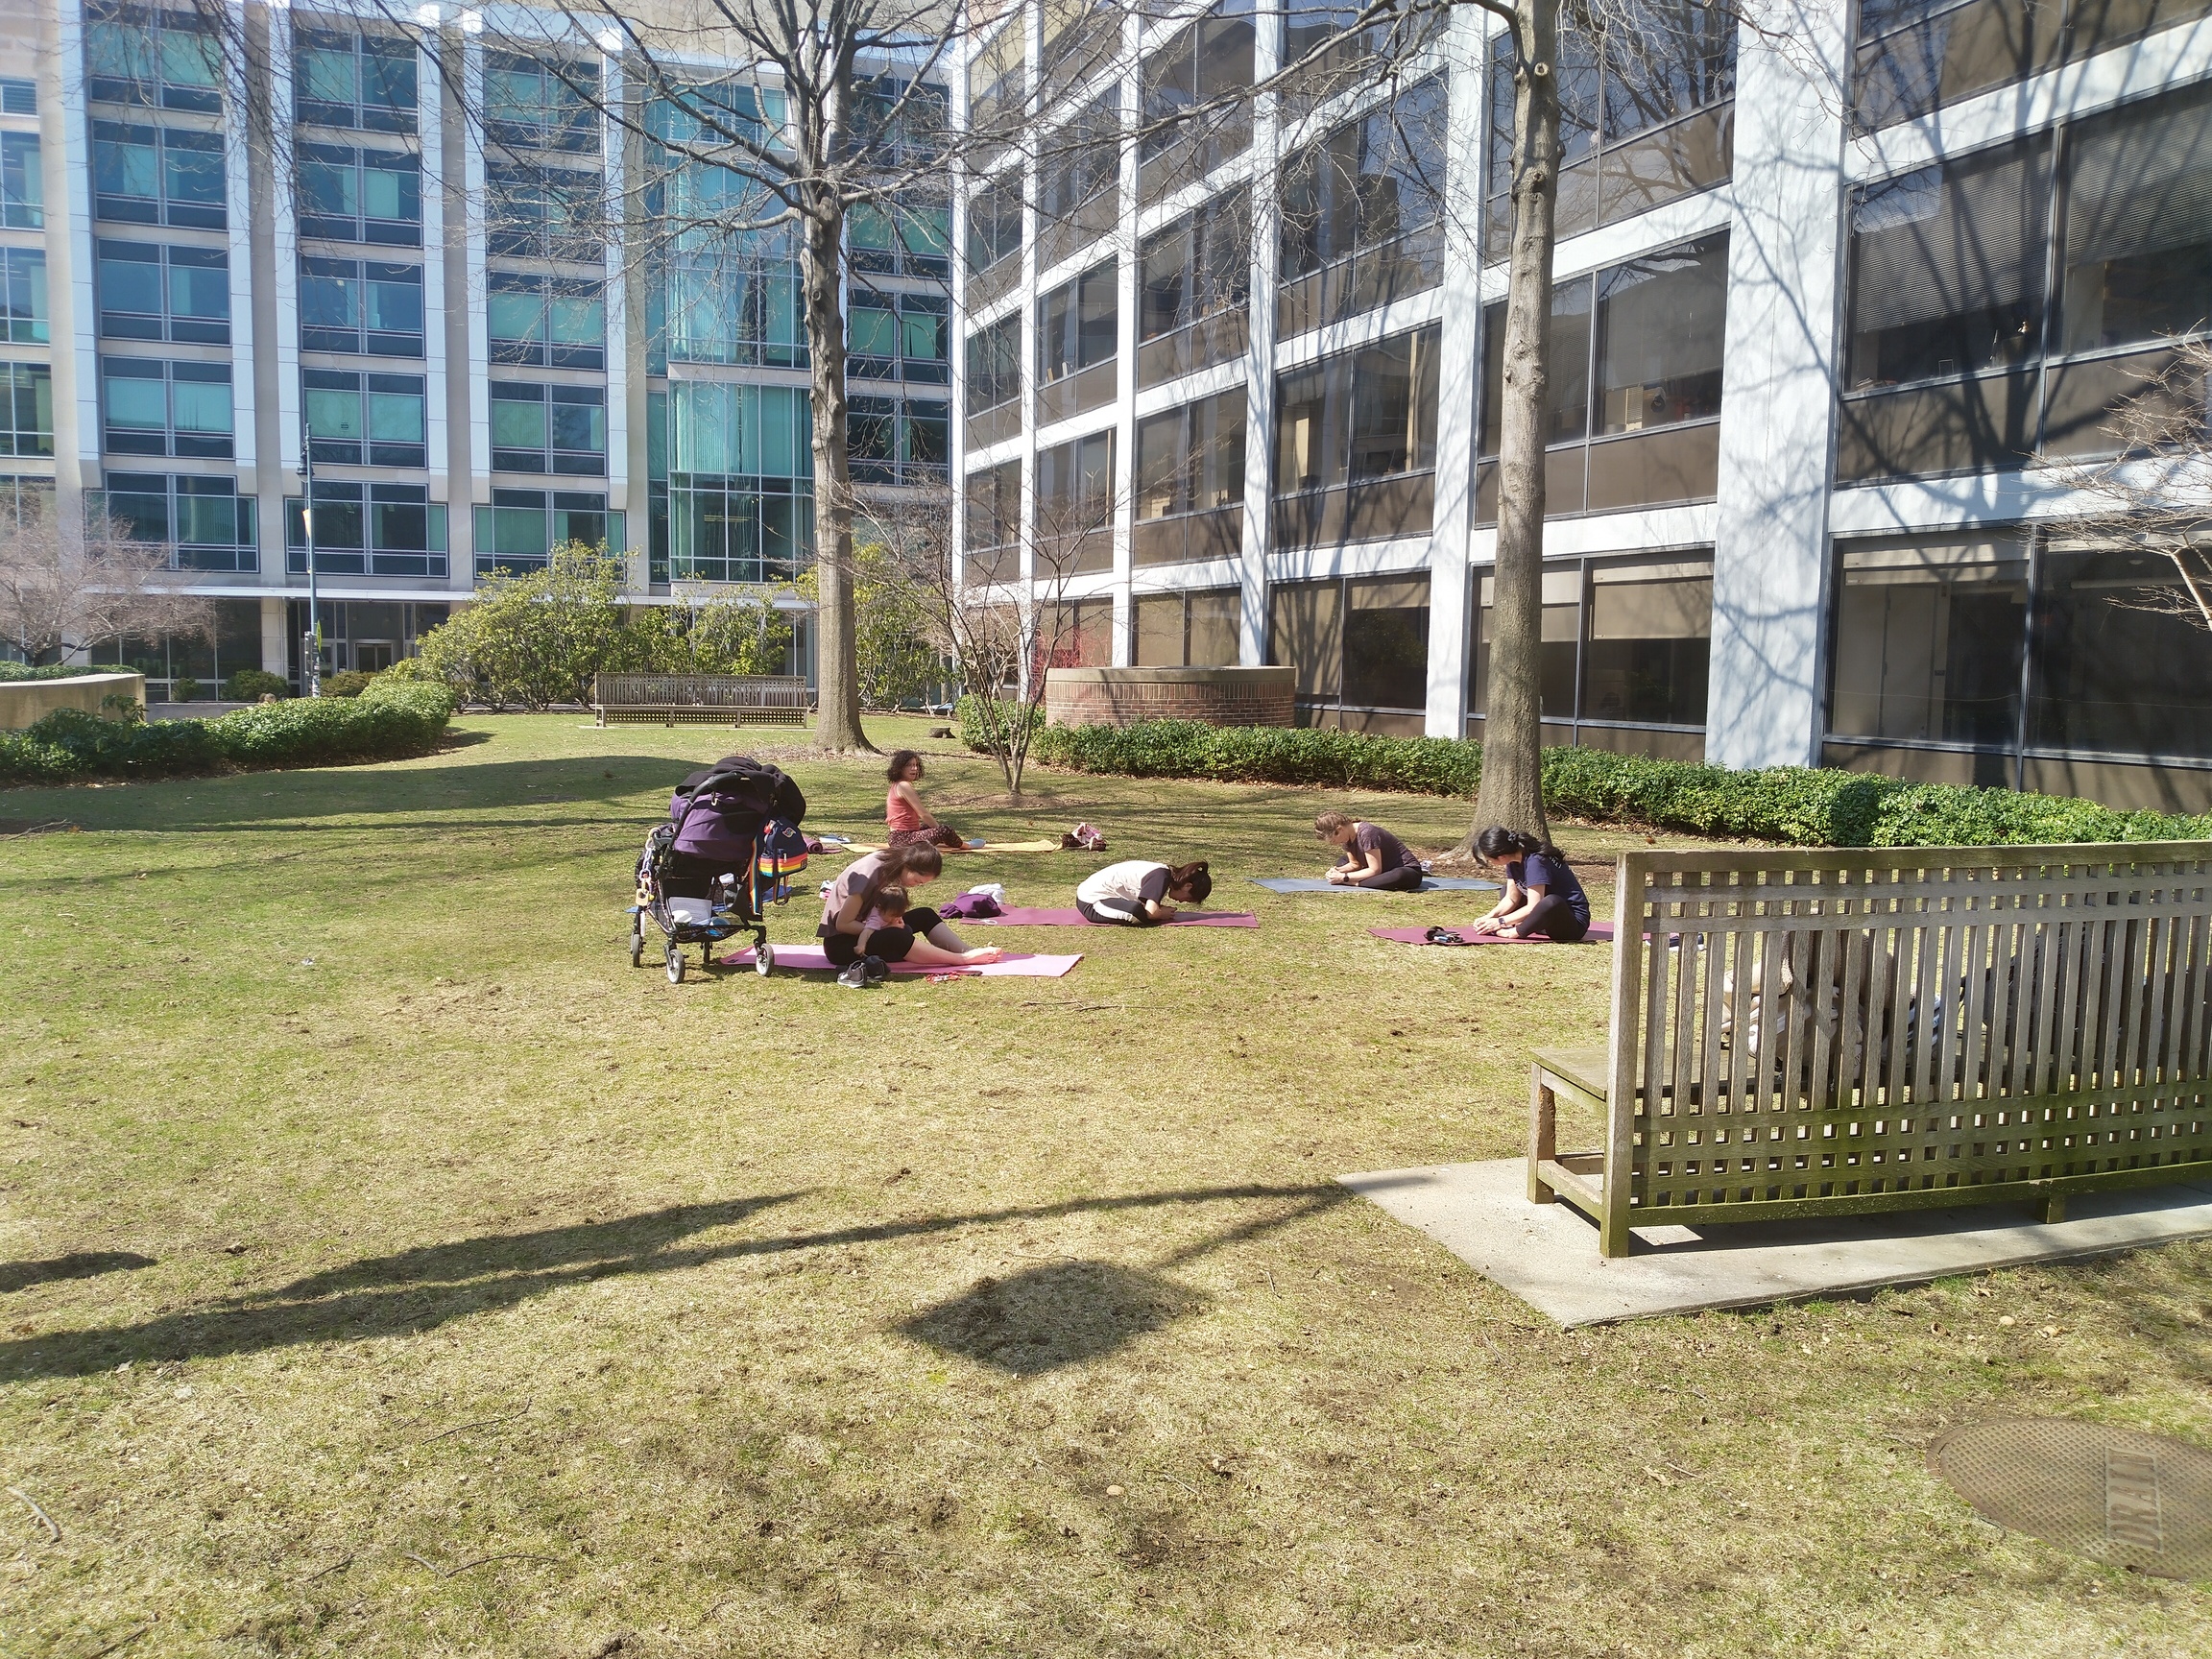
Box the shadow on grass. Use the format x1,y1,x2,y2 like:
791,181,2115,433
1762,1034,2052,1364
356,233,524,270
0,1251,157,1294
901,1262,1207,1375
0,1183,1345,1382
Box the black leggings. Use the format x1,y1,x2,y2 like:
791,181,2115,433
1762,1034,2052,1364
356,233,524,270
1346,864,1424,891
1517,893,1589,942
1077,897,1160,926
822,905,945,966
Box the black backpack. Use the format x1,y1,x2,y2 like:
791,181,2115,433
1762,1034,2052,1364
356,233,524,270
672,757,806,828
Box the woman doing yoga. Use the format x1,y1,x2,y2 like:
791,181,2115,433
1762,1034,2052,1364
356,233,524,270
1315,811,1425,891
819,843,1002,967
1467,827,1591,941
884,750,965,850
1074,859,1212,926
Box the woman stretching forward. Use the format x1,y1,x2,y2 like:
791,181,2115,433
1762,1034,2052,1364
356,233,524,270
1467,827,1591,941
819,843,1001,968
1074,859,1212,926
1315,811,1424,891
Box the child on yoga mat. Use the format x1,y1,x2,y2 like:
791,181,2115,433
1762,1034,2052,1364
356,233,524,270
1315,811,1425,891
1074,859,1212,926
885,750,964,850
820,843,1001,968
1467,827,1591,942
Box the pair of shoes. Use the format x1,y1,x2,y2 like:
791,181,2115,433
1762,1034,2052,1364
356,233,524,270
838,954,889,988
1424,926,1467,947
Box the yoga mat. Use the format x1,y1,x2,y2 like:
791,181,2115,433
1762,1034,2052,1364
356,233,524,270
1251,877,1500,894
722,944,1082,978
844,838,1067,854
971,906,1260,927
1368,923,1616,946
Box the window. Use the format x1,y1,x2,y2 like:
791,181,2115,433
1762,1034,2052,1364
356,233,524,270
0,249,45,344
299,144,421,245
850,293,948,384
1135,388,1245,566
1037,259,1118,384
1829,535,2028,750
1037,90,1121,255
290,482,448,578
1042,0,1122,103
1483,0,1735,259
963,460,1021,582
1273,324,1440,547
0,363,52,456
850,202,952,279
1269,574,1431,728
848,397,950,484
485,49,601,153
965,314,1022,417
668,381,812,583
0,78,35,115
0,132,39,228
304,370,428,467
97,242,227,344
487,162,603,260
1479,231,1728,518
967,20,1026,137
92,122,226,228
0,476,54,527
653,232,803,369
1141,0,1256,200
1472,556,1714,743
1038,600,1115,670
84,4,222,112
1035,429,1115,574
488,272,606,368
295,28,418,132
490,381,606,475
966,172,1023,277
298,257,422,356
1281,78,1446,280
2030,543,2212,760
1136,589,1241,666
470,488,617,576
101,358,230,457
98,472,257,572
1137,188,1251,386
852,75,949,166
1281,0,1438,116
1839,81,2212,481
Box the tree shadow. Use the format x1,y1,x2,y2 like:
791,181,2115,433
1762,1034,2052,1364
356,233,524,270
900,1262,1207,1376
0,1251,156,1294
0,1183,1345,1383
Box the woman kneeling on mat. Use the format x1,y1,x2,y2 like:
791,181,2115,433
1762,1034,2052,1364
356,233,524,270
1075,858,1212,926
1315,811,1425,891
1467,827,1590,941
885,750,965,850
820,843,1002,968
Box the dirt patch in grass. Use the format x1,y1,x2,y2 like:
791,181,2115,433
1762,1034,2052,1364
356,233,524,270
0,714,2206,1655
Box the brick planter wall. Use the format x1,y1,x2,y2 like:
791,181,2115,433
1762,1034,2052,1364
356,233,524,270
1044,666,1296,729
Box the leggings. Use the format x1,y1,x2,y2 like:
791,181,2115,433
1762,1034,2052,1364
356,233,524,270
1516,893,1589,942
1346,863,1425,891
822,905,945,966
1077,897,1160,926
889,824,964,851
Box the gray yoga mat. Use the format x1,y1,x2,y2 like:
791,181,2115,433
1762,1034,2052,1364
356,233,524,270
1250,877,1501,894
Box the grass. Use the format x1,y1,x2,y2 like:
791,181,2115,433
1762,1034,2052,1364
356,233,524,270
2,714,2209,1658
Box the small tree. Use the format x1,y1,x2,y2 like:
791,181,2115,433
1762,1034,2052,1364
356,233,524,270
0,510,212,664
632,589,799,677
795,536,941,709
413,542,631,709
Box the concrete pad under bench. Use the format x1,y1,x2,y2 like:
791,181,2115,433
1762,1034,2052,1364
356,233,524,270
1338,1159,2212,1327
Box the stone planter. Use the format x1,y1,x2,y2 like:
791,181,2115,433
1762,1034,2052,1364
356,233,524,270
0,671,145,732
1044,666,1296,729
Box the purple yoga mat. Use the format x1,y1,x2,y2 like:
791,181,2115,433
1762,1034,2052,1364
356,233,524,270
1369,922,1616,946
972,907,1260,927
723,945,1082,977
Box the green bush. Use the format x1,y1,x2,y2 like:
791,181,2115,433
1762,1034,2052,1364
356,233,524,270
0,681,455,785
0,662,132,683
323,669,374,698
222,669,290,703
172,677,203,703
1022,717,2212,850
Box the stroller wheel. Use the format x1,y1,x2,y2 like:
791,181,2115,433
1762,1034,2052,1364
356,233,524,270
629,923,644,967
665,948,685,985
755,944,775,977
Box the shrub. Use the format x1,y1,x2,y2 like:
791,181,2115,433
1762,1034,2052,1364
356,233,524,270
323,669,374,698
0,707,225,781
172,677,203,703
222,669,290,703
0,662,132,683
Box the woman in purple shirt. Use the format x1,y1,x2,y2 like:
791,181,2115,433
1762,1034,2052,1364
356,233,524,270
1467,827,1591,941
1315,811,1425,891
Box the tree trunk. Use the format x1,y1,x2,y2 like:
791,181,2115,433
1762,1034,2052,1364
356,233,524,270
801,189,870,752
1462,0,1561,854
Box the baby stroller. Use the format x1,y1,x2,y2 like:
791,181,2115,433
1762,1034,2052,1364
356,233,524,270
630,756,808,984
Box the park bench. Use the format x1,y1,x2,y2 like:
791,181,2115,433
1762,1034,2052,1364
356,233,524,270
1528,844,2212,1257
590,673,811,728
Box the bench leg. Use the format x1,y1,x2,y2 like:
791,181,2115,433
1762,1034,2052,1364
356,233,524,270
1527,1070,1557,1205
1599,1202,1633,1260
2032,1190,2067,1225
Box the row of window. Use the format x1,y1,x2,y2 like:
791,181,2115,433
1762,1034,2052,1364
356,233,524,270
96,472,255,571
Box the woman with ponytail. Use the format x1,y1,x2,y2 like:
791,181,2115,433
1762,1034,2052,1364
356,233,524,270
1467,827,1591,942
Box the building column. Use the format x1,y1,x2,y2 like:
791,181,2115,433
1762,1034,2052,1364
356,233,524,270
1108,13,1141,666
1237,21,1282,667
1705,5,1850,770
260,595,290,676
1423,11,1493,739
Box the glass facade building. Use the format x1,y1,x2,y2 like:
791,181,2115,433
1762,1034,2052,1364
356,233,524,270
952,0,2212,808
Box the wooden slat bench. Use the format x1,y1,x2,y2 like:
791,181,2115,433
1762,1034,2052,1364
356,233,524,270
1529,844,2212,1257
590,673,811,728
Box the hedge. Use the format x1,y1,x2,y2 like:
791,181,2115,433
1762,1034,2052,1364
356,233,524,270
1010,716,2212,850
0,681,455,785
0,662,132,684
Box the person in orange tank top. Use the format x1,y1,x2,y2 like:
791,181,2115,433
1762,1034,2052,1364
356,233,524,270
884,750,964,850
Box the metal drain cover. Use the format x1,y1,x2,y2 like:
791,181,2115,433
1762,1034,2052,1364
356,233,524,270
1933,1417,2212,1579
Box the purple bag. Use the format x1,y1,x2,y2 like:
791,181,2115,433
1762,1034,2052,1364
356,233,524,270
938,892,1003,920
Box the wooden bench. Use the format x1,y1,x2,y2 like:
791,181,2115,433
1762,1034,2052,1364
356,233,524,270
590,673,811,728
1529,844,2212,1257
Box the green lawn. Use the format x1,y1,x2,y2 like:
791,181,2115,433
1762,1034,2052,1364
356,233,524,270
2,716,2208,1657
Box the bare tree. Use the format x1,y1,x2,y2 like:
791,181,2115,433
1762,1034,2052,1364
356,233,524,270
0,511,214,665
2045,338,2212,628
